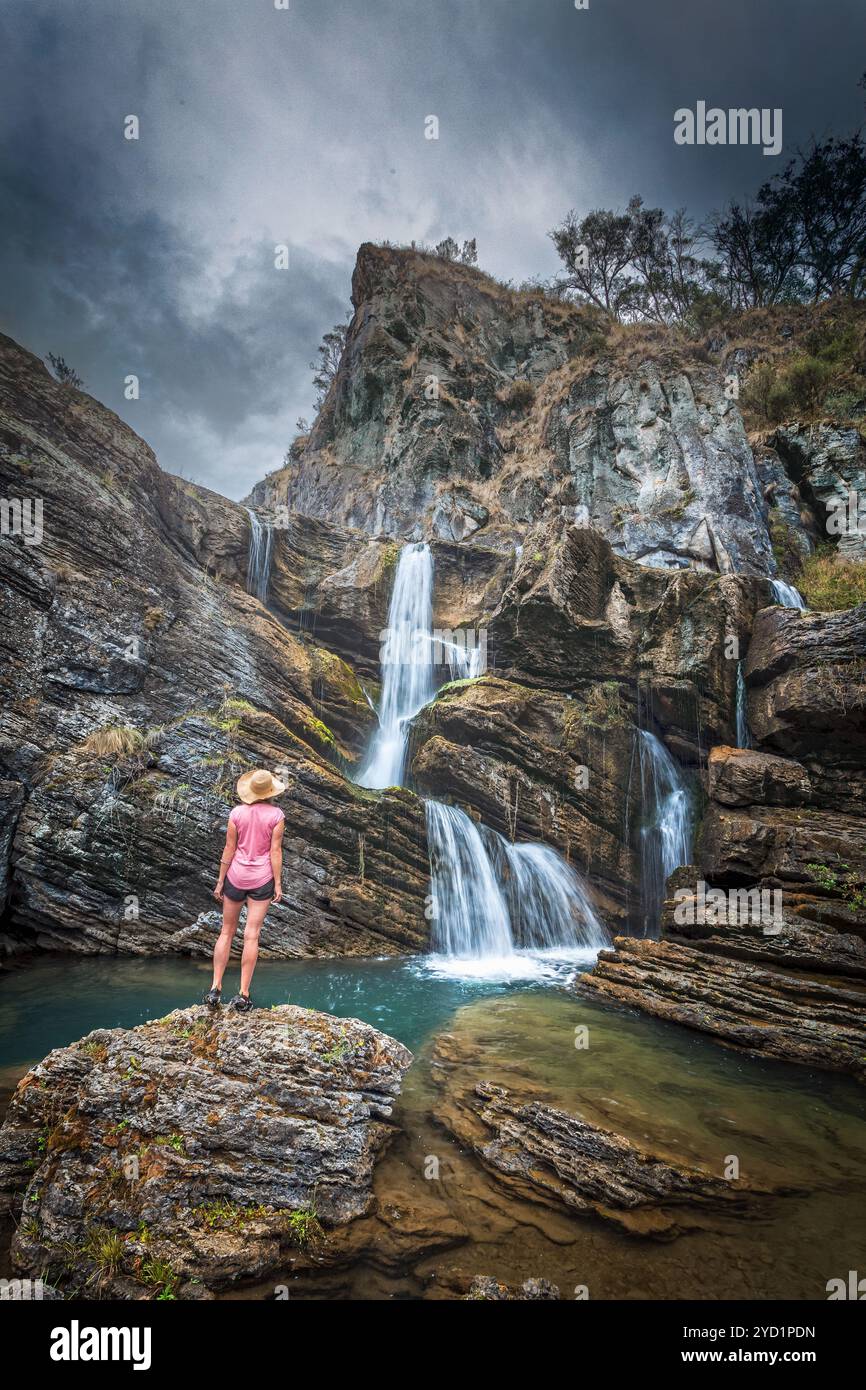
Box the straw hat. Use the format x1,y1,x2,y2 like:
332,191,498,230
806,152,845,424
236,768,287,804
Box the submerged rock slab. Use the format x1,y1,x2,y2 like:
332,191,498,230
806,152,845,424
0,1005,413,1297
435,1077,768,1240
465,1275,560,1300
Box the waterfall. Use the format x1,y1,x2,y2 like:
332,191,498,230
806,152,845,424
500,840,607,951
245,508,274,602
425,802,607,969
425,802,513,959
356,542,436,789
736,661,751,748
770,578,806,610
358,540,607,973
438,632,485,682
637,730,692,937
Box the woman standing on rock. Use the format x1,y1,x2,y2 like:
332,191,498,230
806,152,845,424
205,768,286,1011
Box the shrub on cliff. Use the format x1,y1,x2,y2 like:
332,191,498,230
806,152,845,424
46,352,84,389
496,379,535,412
799,546,866,610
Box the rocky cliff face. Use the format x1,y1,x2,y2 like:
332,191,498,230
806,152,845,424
2,241,866,1074
580,598,866,1078
253,243,777,577
0,334,428,958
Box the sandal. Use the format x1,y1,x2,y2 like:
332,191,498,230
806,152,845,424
203,987,222,1008
228,993,253,1013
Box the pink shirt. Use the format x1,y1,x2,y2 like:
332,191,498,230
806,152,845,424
227,803,284,889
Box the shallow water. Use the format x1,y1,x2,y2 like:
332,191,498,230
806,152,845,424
0,952,583,1079
367,990,866,1301
2,953,864,1300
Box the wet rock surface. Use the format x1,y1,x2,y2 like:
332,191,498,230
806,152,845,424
744,602,866,757
581,936,866,1080
464,1275,560,1300
577,556,866,1078
0,1005,414,1296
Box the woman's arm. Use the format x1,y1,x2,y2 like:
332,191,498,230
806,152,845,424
214,821,238,901
270,819,284,903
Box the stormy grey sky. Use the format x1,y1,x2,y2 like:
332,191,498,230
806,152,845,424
1,0,864,499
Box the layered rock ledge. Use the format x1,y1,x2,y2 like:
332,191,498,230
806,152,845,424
581,936,866,1081
432,1070,779,1241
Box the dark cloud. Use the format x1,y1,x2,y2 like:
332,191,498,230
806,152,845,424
1,0,863,497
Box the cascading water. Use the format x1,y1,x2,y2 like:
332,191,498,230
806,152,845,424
358,540,607,973
637,730,692,937
736,661,751,748
499,840,607,951
245,508,274,602
356,542,435,789
438,632,485,682
770,578,806,610
425,803,607,974
425,802,513,959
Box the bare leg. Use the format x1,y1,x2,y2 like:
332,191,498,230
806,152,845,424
240,896,269,996
212,897,243,990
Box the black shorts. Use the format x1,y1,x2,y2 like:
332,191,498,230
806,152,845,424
223,876,275,903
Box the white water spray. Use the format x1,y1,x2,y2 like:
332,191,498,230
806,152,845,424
245,508,274,602
770,578,806,610
356,542,436,789
425,802,513,959
425,803,608,972
359,541,607,973
500,840,607,951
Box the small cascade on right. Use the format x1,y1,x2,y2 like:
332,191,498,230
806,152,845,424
735,661,751,748
637,730,693,938
770,578,806,610
245,508,274,602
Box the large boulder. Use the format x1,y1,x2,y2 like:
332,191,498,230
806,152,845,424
706,745,812,807
0,1005,415,1297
